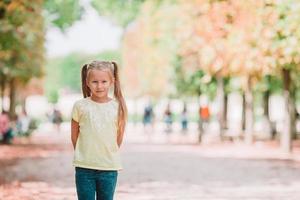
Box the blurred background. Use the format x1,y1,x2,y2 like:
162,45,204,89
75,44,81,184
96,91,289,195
1,0,300,199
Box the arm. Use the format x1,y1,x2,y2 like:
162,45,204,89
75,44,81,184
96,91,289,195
117,131,124,148
71,119,79,150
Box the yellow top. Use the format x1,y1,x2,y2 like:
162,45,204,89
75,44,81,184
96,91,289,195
71,97,122,170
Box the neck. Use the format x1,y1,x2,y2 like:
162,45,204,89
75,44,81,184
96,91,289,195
90,96,111,103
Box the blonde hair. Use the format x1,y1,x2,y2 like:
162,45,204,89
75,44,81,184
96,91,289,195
81,61,128,140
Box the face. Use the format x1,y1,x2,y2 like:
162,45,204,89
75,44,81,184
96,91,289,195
87,69,114,100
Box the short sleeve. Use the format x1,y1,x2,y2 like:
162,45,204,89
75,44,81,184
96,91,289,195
71,102,80,122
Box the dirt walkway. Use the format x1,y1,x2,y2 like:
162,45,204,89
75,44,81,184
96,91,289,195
1,127,300,200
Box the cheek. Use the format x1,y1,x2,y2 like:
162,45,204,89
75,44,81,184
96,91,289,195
106,81,113,88
87,82,94,88
104,83,111,89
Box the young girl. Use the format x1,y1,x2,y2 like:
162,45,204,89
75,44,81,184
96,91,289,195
71,61,127,200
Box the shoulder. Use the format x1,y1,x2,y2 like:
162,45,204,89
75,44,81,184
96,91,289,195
111,99,118,105
111,99,119,109
73,98,89,109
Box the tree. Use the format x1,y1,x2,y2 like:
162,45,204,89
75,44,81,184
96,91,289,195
0,0,84,117
0,0,45,117
44,0,84,31
178,0,299,149
267,0,300,152
91,0,147,28
122,0,180,98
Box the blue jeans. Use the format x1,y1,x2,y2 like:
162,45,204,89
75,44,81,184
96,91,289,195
75,167,118,200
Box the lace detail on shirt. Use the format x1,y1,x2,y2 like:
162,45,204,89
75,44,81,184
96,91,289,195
74,98,118,134
89,102,117,132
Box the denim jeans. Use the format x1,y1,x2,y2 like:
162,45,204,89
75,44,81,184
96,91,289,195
75,167,118,200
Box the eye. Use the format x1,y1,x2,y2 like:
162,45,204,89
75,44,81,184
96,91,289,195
92,81,98,83
102,81,107,83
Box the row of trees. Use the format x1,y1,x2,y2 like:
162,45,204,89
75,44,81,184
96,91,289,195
93,0,299,152
1,0,299,152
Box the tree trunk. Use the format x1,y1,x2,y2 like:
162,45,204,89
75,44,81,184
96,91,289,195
263,90,270,118
198,92,203,143
242,93,246,131
9,78,17,119
20,97,26,114
263,89,273,139
244,76,254,144
224,93,228,129
291,98,297,140
216,76,225,140
0,75,5,112
280,68,295,153
198,116,203,143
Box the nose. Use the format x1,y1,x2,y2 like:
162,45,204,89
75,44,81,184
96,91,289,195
97,83,103,89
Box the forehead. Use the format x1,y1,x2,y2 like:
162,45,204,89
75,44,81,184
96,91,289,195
88,69,112,80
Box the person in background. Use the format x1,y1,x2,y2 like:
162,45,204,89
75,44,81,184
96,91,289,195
143,103,155,133
52,108,63,132
164,103,173,133
180,102,188,133
0,111,14,144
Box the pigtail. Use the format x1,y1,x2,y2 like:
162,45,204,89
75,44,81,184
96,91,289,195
112,61,128,146
81,64,91,98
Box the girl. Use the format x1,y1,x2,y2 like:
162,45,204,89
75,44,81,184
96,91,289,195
71,61,127,200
